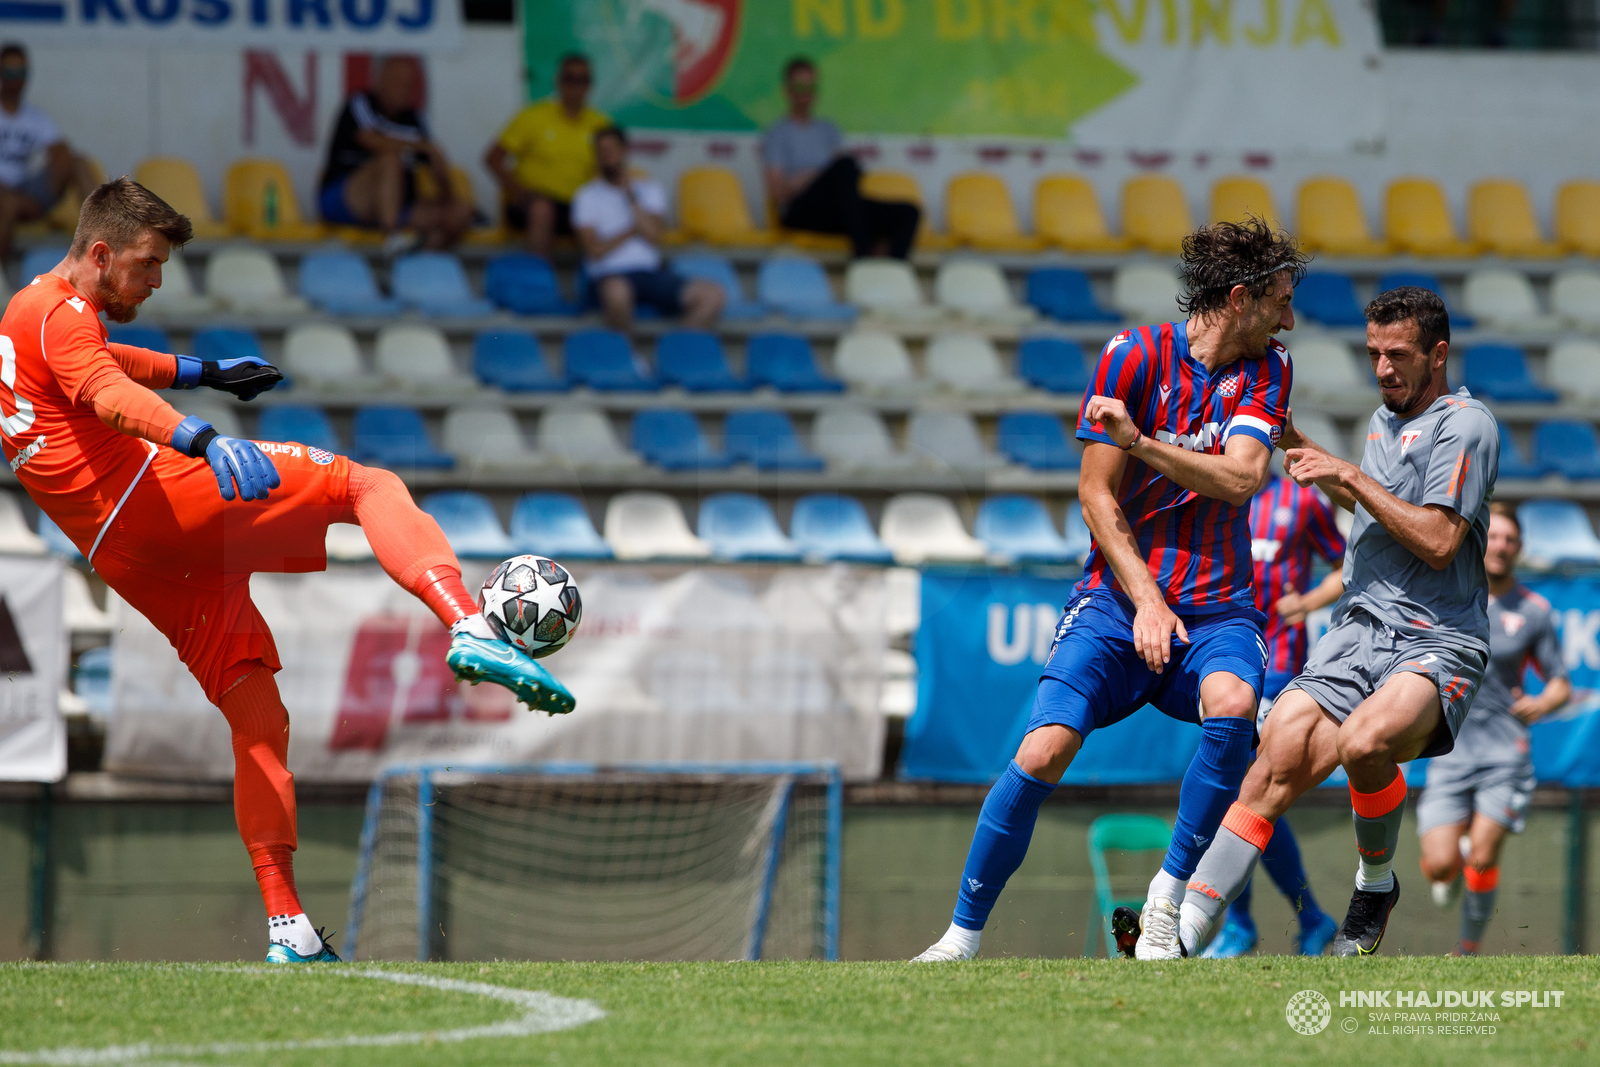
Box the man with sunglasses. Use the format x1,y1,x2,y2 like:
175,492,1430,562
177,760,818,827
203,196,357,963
0,42,99,261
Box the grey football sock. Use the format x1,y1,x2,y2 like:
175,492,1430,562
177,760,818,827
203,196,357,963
1460,885,1495,952
1179,827,1263,953
1351,785,1406,892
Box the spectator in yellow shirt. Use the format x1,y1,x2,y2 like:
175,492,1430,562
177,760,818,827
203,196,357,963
485,53,610,258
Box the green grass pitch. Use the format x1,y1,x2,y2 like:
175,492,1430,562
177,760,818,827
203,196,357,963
0,957,1594,1066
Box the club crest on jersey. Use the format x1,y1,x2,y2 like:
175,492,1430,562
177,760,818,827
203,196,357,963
1273,506,1293,527
1501,611,1525,636
1400,430,1422,453
1269,424,1282,446
307,447,335,465
1218,374,1239,397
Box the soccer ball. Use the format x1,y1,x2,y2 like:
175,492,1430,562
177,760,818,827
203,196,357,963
478,555,582,659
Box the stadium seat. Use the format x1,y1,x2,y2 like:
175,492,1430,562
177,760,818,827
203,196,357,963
1034,174,1128,252
35,510,79,558
879,493,986,563
1552,270,1600,332
1462,344,1557,403
925,334,1023,395
204,247,309,315
1209,176,1281,230
790,493,894,563
256,405,340,454
1548,338,1600,403
833,330,922,393
224,158,323,240
392,253,495,317
563,329,658,391
1516,499,1600,566
134,157,229,239
1497,420,1547,480
746,333,843,393
656,330,750,392
997,412,1079,470
472,332,564,392
844,257,937,321
813,405,919,471
19,245,66,285
1375,271,1474,328
603,492,712,559
298,250,401,316
138,248,215,316
63,568,110,633
1292,411,1349,461
1017,336,1093,394
908,410,1002,471
538,406,644,470
945,172,1041,251
1296,176,1389,256
483,254,574,315
1534,420,1600,479
326,523,375,562
672,253,766,319
674,167,773,246
351,406,454,469
0,490,47,555
511,493,613,559
1085,814,1173,958
283,324,382,392
754,256,855,320
1025,268,1118,323
860,169,950,250
1468,180,1561,257
723,409,825,471
443,406,546,473
375,324,477,393
1062,500,1092,560
977,495,1076,563
1555,180,1600,256
1111,263,1182,323
697,493,802,561
1384,178,1477,257
421,491,514,558
106,325,171,352
192,327,266,367
1462,269,1561,334
1292,272,1367,328
1122,175,1192,252
631,409,732,470
1290,336,1375,402
934,260,1035,325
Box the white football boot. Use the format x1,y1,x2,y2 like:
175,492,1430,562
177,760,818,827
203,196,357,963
910,940,976,962
1133,897,1187,960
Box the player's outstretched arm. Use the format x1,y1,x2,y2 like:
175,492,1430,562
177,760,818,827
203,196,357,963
1084,395,1271,506
169,350,284,401
1284,448,1470,570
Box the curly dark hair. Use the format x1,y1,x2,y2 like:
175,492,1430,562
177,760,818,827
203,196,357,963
1365,285,1450,355
1177,216,1308,316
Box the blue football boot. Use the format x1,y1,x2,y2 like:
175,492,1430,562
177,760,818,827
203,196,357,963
1199,918,1258,958
1297,909,1339,956
266,928,341,964
447,633,576,715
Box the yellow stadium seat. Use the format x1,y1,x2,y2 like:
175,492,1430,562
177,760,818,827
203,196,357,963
1384,177,1478,257
765,198,849,253
1555,181,1600,256
135,157,229,239
672,167,774,247
1034,174,1128,251
1295,177,1390,256
224,159,324,241
945,172,1041,251
16,156,106,237
1121,175,1192,253
860,169,951,250
415,164,508,246
1210,176,1281,231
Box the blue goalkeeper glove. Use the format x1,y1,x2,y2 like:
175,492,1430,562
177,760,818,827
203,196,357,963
170,415,281,502
172,355,284,401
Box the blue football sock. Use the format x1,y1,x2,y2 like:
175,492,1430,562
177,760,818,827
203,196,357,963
952,761,1056,931
1225,875,1257,934
1258,816,1324,921
1163,715,1254,879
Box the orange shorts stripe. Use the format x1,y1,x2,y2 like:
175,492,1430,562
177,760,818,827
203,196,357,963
1350,768,1408,819
1221,802,1275,851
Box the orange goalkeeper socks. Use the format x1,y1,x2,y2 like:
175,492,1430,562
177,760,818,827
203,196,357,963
341,463,477,627
250,843,302,917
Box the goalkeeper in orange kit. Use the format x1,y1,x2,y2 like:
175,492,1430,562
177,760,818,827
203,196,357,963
0,178,573,963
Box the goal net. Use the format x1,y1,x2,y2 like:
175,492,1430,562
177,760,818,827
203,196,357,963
344,762,842,963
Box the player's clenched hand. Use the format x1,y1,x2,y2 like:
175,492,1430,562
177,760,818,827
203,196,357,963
1509,689,1543,724
170,415,281,502
1083,395,1140,449
1132,598,1189,674
173,354,285,402
1274,591,1308,625
1277,408,1305,452
1284,447,1347,488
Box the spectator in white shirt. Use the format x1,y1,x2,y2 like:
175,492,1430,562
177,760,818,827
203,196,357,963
0,43,98,261
572,126,722,333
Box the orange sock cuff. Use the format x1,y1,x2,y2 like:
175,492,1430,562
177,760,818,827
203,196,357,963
1350,768,1408,819
1221,802,1275,851
416,566,477,627
249,843,301,917
1463,865,1499,893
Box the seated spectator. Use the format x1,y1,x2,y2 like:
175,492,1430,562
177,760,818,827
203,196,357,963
573,126,722,333
0,42,97,261
317,55,471,251
762,57,919,260
485,52,610,258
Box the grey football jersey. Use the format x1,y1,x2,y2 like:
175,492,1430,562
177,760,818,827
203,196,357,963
1434,585,1565,769
1335,388,1498,656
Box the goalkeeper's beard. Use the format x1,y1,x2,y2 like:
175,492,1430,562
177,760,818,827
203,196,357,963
93,277,149,324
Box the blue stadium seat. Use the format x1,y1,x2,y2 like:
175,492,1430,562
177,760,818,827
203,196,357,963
976,496,1076,563
790,494,894,562
697,493,801,561
563,329,658,391
106,325,171,351
1017,337,1092,394
746,333,844,393
1534,420,1600,478
1025,268,1118,323
1062,500,1092,560
998,412,1080,470
631,409,731,470
656,330,750,392
20,245,67,284
673,253,766,319
1464,344,1558,403
510,492,613,559
352,406,454,469
298,250,401,316
421,491,514,558
724,409,825,471
36,511,81,559
1497,420,1546,479
1517,499,1600,565
257,405,340,454
755,257,856,320
391,253,494,317
193,327,266,364
1293,272,1367,327
473,332,565,392
1376,271,1474,329
483,254,575,315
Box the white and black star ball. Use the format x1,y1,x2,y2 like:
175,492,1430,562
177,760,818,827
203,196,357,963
478,555,582,658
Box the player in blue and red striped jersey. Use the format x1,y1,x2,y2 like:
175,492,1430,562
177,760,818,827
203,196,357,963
913,219,1307,963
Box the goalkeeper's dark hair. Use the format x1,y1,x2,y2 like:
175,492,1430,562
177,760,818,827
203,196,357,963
70,176,192,256
1177,216,1308,316
1365,285,1450,355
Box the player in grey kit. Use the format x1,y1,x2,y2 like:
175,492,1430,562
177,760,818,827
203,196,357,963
1171,286,1499,958
1417,502,1569,955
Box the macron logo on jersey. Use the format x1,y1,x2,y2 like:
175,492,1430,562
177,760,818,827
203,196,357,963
65,298,85,313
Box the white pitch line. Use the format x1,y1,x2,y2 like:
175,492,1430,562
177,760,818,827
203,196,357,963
0,966,605,1066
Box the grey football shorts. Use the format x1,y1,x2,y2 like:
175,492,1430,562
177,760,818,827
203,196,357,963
1282,608,1487,759
1416,759,1536,835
